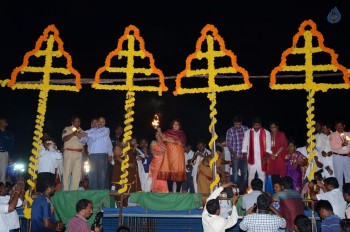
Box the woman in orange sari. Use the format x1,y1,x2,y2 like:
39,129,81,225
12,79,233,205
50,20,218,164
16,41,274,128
149,131,168,192
157,119,187,192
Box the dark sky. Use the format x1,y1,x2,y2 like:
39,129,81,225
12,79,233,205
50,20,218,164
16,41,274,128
1,1,350,161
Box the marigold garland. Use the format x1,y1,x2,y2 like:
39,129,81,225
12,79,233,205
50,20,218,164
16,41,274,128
174,24,251,192
0,79,10,87
209,152,221,192
174,24,251,96
9,24,81,90
93,25,167,194
8,24,81,219
269,19,349,184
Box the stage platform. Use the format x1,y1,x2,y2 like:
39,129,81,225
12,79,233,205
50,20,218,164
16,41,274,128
16,190,322,231
17,206,321,231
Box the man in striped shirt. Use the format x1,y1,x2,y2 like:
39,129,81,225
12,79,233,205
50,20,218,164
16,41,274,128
316,200,341,232
68,199,102,232
226,115,249,193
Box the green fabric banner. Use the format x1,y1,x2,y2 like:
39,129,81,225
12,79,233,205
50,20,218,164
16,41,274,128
129,192,202,211
51,190,112,226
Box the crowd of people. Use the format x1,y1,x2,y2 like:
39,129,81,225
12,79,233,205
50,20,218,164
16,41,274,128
2,114,350,231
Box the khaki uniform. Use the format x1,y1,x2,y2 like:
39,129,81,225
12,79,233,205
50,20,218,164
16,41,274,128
62,126,84,191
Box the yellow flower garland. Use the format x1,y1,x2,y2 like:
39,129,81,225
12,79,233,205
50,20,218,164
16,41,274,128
93,25,167,194
8,24,81,219
174,24,251,192
270,19,349,183
0,79,10,87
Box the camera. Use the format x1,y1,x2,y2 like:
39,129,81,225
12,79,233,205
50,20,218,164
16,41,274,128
224,187,239,198
91,211,103,230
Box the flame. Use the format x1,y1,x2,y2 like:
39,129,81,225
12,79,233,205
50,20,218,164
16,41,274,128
152,114,159,129
84,160,90,173
346,136,350,141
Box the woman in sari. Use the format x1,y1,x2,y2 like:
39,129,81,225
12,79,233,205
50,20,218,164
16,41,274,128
197,146,225,194
157,119,187,192
266,121,288,193
149,131,168,193
268,121,288,177
286,139,308,192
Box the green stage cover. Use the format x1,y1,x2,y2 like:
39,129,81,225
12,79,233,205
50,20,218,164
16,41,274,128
51,190,112,226
130,192,203,211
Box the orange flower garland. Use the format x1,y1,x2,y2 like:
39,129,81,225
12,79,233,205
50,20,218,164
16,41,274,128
8,24,81,219
270,19,349,182
93,25,167,194
270,19,349,90
174,24,251,192
9,24,81,90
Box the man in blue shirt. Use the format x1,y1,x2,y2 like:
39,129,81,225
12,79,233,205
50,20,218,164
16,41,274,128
80,117,113,190
316,200,341,232
0,118,14,185
225,115,249,193
31,178,64,232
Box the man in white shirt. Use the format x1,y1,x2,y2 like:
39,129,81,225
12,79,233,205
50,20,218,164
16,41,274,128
80,116,113,190
315,123,334,178
202,182,239,232
135,138,153,192
242,117,272,190
0,181,24,232
329,120,350,191
241,178,263,211
38,138,62,185
309,177,346,219
217,138,231,174
182,144,195,193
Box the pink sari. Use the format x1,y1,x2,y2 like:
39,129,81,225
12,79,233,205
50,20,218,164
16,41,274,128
149,140,168,192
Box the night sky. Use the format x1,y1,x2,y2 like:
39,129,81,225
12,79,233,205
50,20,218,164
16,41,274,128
1,1,350,162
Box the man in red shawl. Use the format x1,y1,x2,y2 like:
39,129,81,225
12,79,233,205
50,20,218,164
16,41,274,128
242,117,272,191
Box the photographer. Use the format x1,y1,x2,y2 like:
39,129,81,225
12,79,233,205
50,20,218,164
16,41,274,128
68,199,102,232
240,192,286,231
0,180,24,231
202,182,239,232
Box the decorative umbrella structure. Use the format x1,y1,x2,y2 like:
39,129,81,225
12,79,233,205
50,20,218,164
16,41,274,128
92,25,167,194
270,19,349,184
5,25,81,218
174,24,252,192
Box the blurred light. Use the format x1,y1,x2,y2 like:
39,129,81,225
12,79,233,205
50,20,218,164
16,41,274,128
84,161,90,173
246,187,253,194
14,163,26,173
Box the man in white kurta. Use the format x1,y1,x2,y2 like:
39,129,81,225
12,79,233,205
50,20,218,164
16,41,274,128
242,117,272,191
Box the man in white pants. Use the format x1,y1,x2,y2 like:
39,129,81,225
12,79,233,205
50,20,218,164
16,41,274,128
242,117,272,191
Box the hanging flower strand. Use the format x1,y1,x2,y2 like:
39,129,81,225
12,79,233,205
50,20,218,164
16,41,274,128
270,19,349,185
174,24,251,192
7,24,81,219
93,25,167,194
